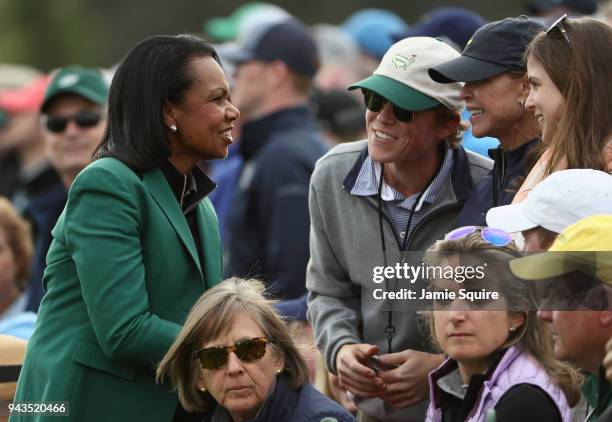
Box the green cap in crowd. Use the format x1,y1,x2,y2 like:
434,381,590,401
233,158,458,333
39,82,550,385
41,66,108,113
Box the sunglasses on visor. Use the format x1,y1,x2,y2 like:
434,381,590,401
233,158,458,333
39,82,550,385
361,89,414,123
445,226,513,247
194,337,269,370
44,110,104,133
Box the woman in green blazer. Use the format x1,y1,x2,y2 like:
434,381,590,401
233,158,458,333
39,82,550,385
11,34,239,422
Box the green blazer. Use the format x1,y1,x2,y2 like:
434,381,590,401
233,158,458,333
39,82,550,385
11,158,223,422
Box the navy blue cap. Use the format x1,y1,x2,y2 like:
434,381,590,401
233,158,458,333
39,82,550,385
394,7,487,51
222,18,319,78
429,16,546,83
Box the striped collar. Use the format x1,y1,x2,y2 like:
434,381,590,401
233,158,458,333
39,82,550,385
350,148,454,211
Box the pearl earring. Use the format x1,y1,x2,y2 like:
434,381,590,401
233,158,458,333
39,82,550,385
170,124,178,133
199,386,207,393
276,369,283,376
509,326,516,332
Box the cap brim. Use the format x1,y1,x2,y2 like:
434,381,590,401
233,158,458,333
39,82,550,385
348,74,440,111
510,251,605,282
510,252,567,281
216,43,255,65
486,203,538,233
429,55,510,83
41,86,106,113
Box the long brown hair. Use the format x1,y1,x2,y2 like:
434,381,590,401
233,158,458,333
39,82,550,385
525,17,612,176
425,233,583,406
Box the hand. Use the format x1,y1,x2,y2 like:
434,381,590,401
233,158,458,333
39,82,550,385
327,372,358,415
604,337,612,382
377,350,445,408
336,343,386,398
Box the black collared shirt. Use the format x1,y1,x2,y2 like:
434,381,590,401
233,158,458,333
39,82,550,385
159,161,216,271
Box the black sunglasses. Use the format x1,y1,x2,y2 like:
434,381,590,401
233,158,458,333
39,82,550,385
361,89,414,123
194,337,269,370
45,110,104,133
546,14,571,45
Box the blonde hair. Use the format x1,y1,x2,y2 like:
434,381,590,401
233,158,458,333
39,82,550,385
156,278,310,412
424,232,583,406
0,197,33,290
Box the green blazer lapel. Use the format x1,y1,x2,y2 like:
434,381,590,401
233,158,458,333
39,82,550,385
143,169,202,276
197,199,223,288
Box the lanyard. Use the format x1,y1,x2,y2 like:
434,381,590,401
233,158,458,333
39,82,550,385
377,157,441,353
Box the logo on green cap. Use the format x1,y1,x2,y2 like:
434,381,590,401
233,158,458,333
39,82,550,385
392,54,417,70
58,74,79,88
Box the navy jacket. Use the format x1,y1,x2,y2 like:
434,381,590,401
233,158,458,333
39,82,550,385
26,183,66,311
226,105,327,300
458,138,539,226
15,163,66,312
205,375,355,422
208,144,242,250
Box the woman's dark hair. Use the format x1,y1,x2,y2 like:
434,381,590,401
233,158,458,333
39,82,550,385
95,34,221,172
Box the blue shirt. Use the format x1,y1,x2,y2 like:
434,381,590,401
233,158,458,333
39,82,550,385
351,148,453,246
0,293,37,340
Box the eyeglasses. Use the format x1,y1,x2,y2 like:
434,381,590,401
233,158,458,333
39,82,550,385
361,89,414,123
193,337,269,370
535,271,609,311
546,14,571,45
44,110,105,133
445,226,513,247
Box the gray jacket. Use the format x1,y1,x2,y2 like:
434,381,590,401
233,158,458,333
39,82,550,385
306,140,492,421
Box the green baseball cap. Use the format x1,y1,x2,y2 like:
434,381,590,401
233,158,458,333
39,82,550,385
204,2,289,42
41,66,108,113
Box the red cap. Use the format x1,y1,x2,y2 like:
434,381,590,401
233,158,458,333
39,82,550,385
0,75,50,114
